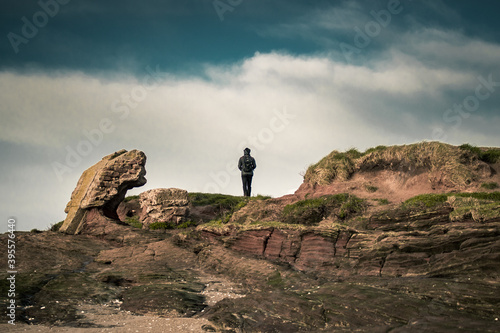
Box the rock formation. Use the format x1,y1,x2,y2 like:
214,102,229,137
5,142,499,331
59,149,146,234
139,188,189,227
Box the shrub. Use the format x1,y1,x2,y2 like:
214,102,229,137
125,216,142,229
282,197,327,225
460,144,500,163
459,143,482,156
481,149,500,163
49,221,64,232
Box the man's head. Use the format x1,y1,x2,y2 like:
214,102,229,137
244,148,251,155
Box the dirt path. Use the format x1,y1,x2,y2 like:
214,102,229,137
1,303,214,333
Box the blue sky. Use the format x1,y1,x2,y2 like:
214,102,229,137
1,0,500,232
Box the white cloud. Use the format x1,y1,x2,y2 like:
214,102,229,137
1,32,500,231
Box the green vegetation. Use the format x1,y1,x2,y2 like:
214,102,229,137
49,221,64,232
399,191,500,222
267,271,285,288
189,192,246,208
481,182,499,190
363,145,388,155
403,194,449,209
305,141,493,187
281,193,366,225
188,192,271,223
364,184,378,193
448,195,500,222
189,192,270,207
124,195,140,202
460,144,500,163
403,192,500,209
148,220,197,230
374,198,390,205
453,192,500,201
125,216,143,229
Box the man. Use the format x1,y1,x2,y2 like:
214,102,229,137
238,148,256,197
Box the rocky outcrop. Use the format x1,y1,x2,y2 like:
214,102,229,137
60,149,147,234
139,188,190,227
201,204,500,280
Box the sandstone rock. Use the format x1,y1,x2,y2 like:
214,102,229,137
60,149,147,234
116,197,141,222
139,188,190,227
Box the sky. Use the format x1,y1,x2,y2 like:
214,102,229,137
1,0,500,232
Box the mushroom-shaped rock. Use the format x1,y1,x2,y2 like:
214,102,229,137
60,149,147,234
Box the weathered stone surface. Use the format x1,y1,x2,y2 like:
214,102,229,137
139,188,190,227
217,215,500,280
229,229,272,257
60,149,146,234
116,197,141,222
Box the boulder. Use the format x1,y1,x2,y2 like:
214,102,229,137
59,149,147,234
139,188,190,228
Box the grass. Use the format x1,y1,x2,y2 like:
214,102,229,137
364,184,378,193
148,220,197,230
460,143,500,163
403,194,449,209
448,195,500,222
304,141,494,187
281,193,366,225
400,191,500,222
124,195,140,202
188,192,247,210
402,192,500,209
125,216,142,229
374,198,390,205
267,271,285,289
481,182,499,190
188,192,271,223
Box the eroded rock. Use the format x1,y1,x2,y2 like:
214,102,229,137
60,149,146,234
139,188,190,228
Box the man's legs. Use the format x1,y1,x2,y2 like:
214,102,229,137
247,175,253,197
242,175,253,197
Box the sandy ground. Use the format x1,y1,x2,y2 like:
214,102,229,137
1,276,246,332
1,312,213,333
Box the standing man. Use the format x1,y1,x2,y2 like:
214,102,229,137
238,148,256,197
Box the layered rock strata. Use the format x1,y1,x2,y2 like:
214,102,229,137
201,205,500,280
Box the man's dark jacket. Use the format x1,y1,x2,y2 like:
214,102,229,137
238,151,256,175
